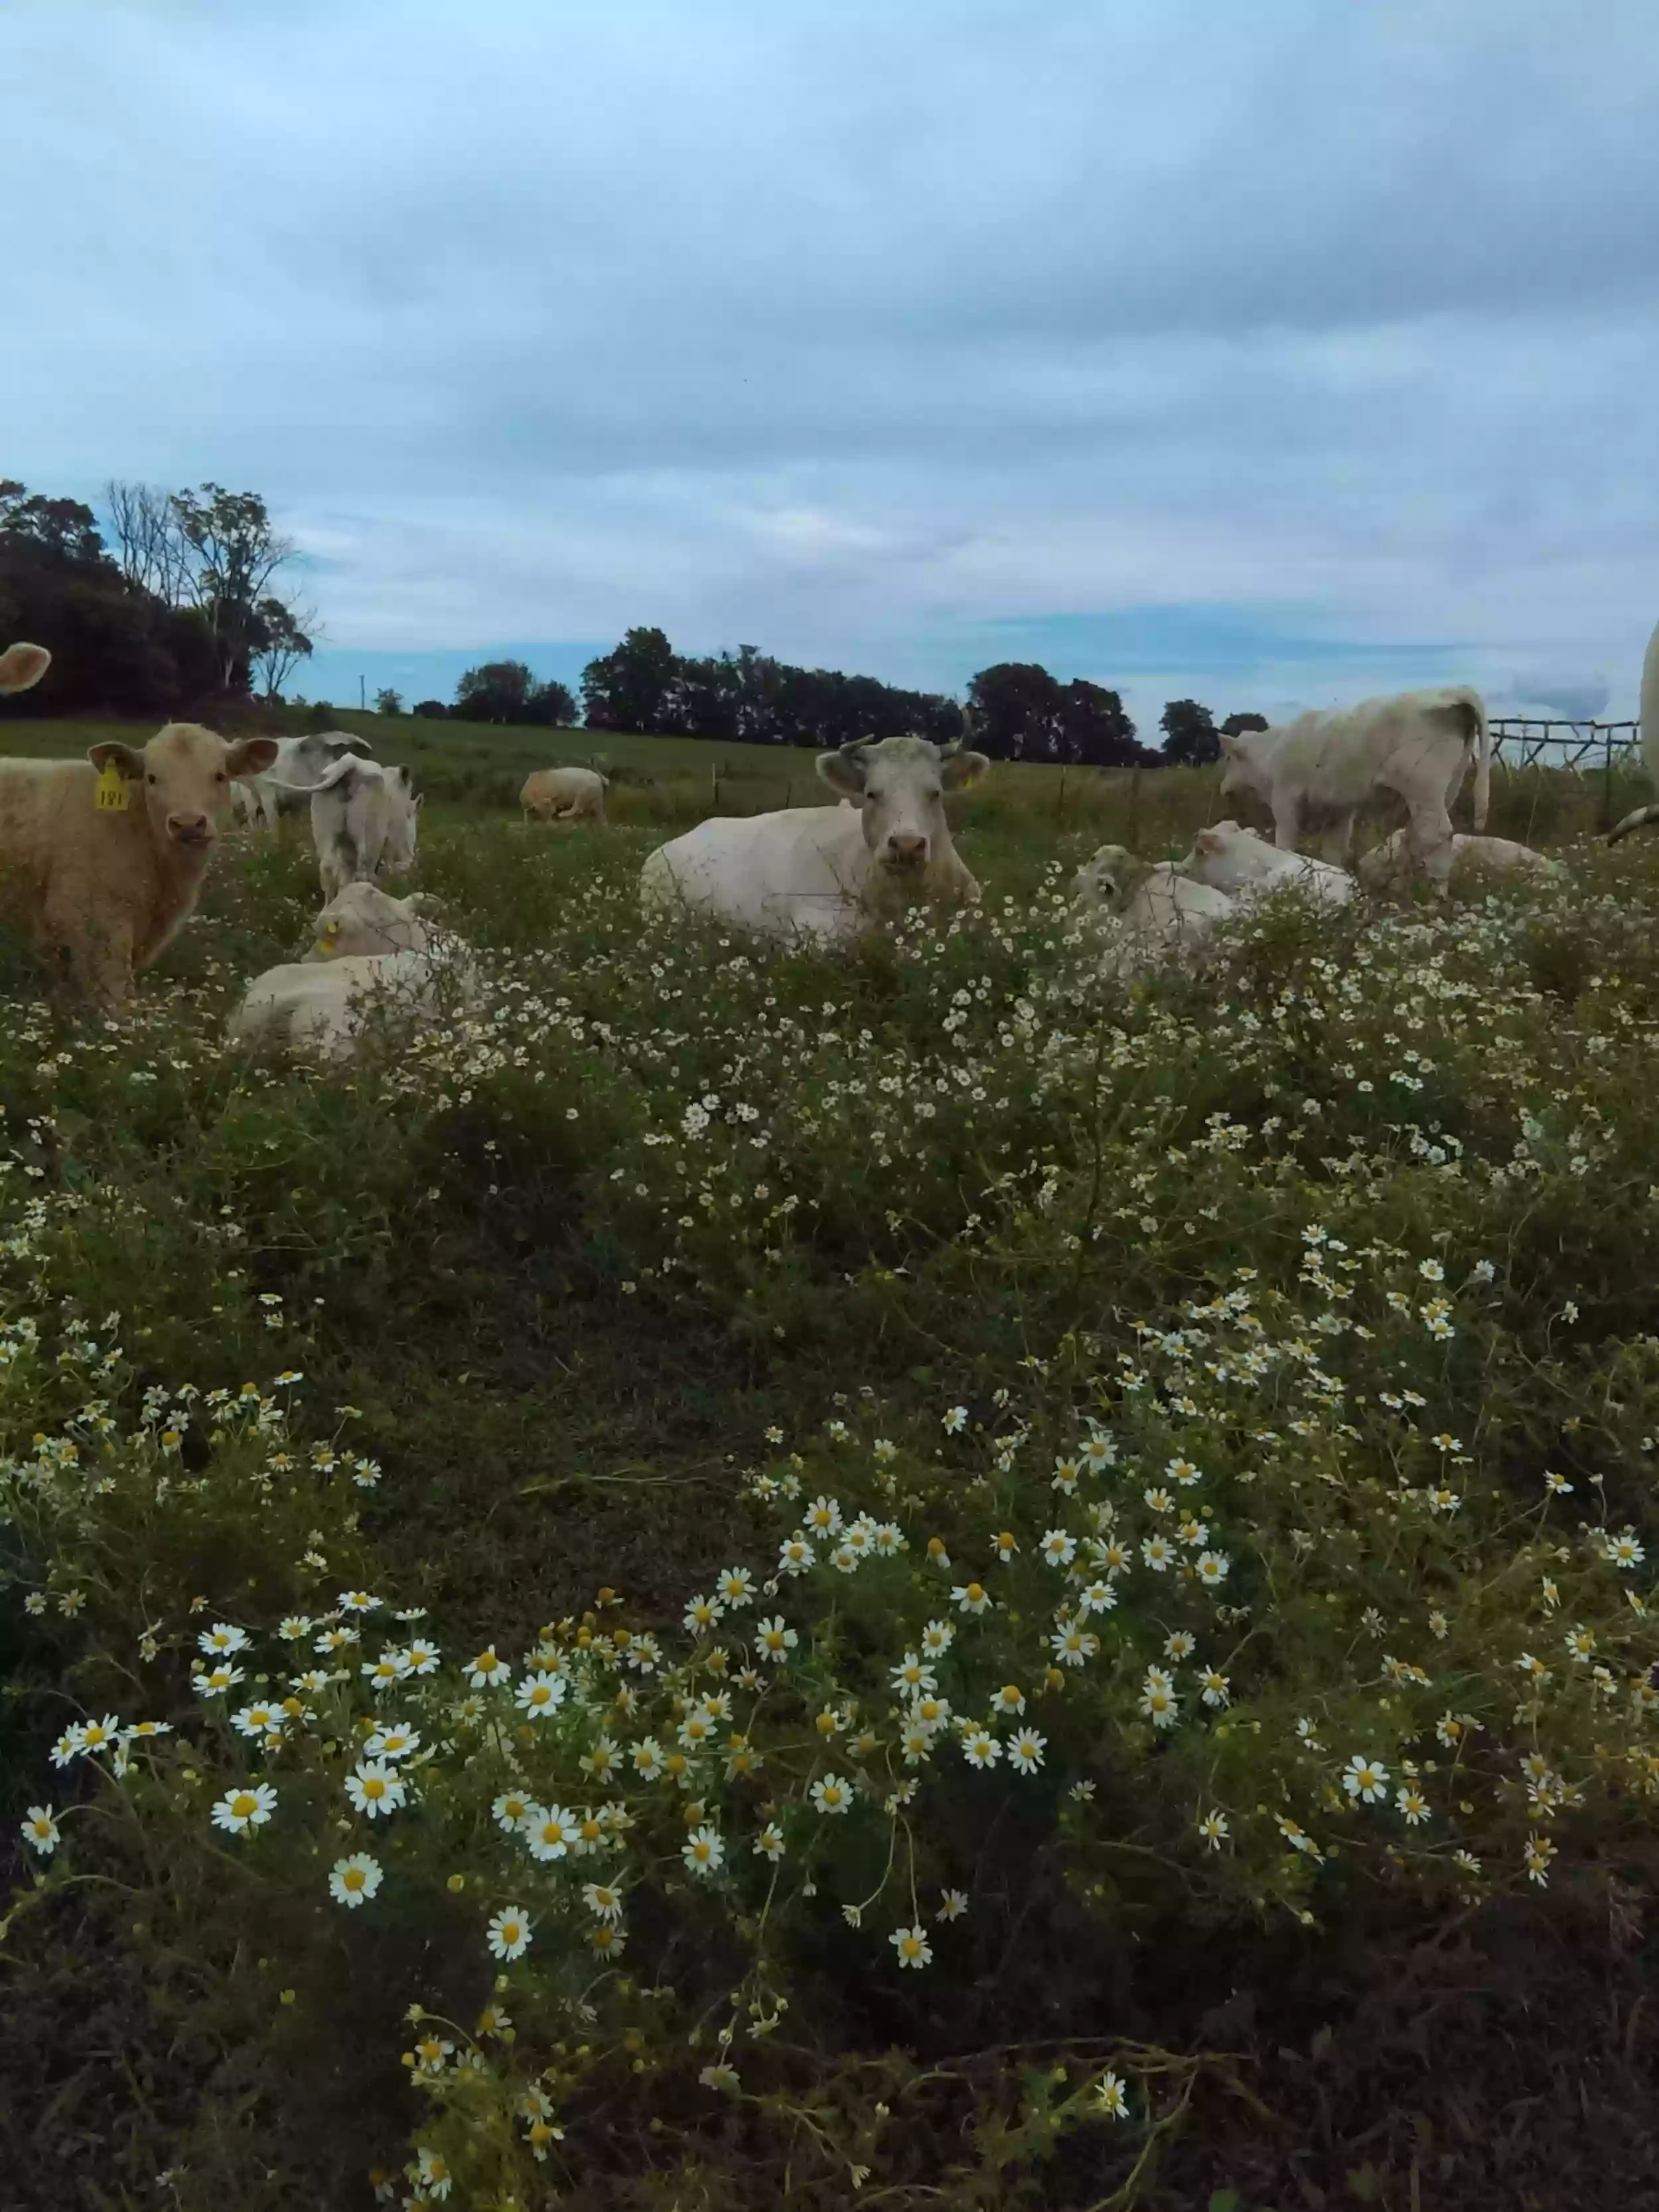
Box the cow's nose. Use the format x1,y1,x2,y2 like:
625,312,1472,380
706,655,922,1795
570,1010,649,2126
167,813,212,842
888,832,928,864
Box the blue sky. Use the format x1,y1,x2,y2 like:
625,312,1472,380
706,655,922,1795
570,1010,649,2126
6,0,1658,729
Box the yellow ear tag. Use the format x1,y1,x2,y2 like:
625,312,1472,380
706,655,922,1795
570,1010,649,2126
95,761,130,812
319,923,340,960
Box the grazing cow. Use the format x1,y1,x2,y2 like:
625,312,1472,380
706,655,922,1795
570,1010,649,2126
1072,844,1236,978
307,757,421,900
639,732,989,942
0,723,278,1006
1357,828,1565,891
1217,686,1490,893
305,882,441,961
248,731,376,827
1181,820,1356,909
1605,619,1659,842
521,766,609,824
0,642,51,696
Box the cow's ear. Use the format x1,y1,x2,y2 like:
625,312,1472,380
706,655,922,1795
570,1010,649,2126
816,745,869,798
226,737,280,778
942,748,990,791
87,742,144,780
1218,731,1240,756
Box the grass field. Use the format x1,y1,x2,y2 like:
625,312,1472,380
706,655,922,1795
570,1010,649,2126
4,729,1659,2210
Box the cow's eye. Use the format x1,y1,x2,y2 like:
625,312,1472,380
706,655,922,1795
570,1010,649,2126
215,771,227,782
146,773,157,786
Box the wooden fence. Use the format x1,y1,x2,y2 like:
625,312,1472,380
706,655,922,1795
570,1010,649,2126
1488,717,1640,771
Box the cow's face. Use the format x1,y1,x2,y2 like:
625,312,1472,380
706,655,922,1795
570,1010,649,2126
313,881,433,958
1070,843,1145,913
1216,730,1270,810
89,725,279,853
816,733,989,879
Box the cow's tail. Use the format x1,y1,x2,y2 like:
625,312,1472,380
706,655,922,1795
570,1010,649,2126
1464,692,1491,832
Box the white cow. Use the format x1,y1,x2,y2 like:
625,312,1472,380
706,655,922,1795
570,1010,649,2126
305,882,441,960
639,733,989,942
1217,687,1491,893
307,757,421,900
1072,844,1236,978
1605,619,1659,842
1180,820,1356,909
227,946,475,1062
247,731,376,828
1356,828,1565,891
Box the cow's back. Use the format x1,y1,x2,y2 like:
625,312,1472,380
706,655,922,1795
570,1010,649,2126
642,805,867,938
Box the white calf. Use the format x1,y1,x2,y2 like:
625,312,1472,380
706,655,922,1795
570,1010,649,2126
1072,844,1236,978
1180,820,1356,909
309,758,421,900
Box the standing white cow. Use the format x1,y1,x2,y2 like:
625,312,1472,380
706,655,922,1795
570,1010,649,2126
1180,821,1356,908
639,733,989,942
1605,619,1659,842
1217,687,1490,893
308,757,421,900
247,731,376,828
1072,845,1236,978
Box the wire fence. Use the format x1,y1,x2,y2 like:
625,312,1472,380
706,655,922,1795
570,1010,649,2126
1489,718,1640,771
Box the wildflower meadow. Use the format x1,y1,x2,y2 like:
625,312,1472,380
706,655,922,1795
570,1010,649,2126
5,778,1659,2209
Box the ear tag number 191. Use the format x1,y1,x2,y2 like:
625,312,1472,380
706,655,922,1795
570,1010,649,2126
96,761,129,812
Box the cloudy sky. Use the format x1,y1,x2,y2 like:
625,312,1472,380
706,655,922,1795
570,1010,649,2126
7,0,1658,725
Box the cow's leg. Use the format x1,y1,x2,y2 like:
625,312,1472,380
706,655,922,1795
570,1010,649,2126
1405,799,1457,897
1271,791,1301,851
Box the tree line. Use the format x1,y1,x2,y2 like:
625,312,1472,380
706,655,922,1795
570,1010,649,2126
1,478,1266,765
402,628,1269,768
0,477,314,717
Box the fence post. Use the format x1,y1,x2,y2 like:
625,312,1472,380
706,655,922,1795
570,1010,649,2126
1127,767,1141,850
712,762,720,814
1057,766,1068,829
1601,721,1615,832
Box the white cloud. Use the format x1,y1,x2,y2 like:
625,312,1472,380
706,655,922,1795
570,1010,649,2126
5,0,1658,715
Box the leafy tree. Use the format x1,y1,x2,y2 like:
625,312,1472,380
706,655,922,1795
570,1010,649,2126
966,663,1066,761
455,660,539,723
1159,698,1221,767
527,678,577,727
581,626,679,733
411,700,449,721
169,483,302,693
251,600,314,701
1059,679,1146,767
374,688,405,716
1220,711,1269,738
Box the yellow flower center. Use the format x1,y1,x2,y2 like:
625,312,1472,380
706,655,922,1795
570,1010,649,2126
232,1793,256,1817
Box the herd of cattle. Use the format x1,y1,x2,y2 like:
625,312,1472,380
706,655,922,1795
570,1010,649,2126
1,633,1656,1057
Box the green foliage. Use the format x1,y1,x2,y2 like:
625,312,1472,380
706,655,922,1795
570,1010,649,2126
4,800,1659,2207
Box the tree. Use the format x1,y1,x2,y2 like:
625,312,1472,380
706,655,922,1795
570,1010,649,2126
581,626,680,733
454,660,535,723
1059,680,1143,767
250,599,315,700
1159,698,1220,767
1220,711,1269,739
0,478,218,717
103,480,192,605
374,688,405,716
169,483,301,693
411,700,449,721
527,678,577,727
966,663,1066,761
